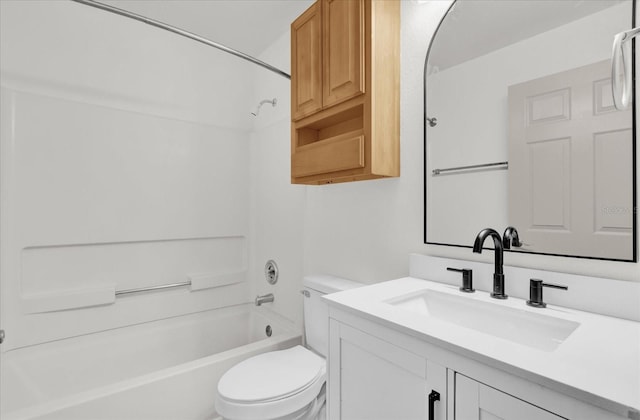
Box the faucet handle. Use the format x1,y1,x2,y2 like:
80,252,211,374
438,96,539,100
527,279,568,308
447,267,475,293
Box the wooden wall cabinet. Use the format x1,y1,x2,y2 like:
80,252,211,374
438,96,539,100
290,0,400,185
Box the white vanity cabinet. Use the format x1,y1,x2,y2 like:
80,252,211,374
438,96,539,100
328,319,447,420
327,307,630,420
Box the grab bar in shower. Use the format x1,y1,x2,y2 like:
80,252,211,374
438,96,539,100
432,161,508,176
21,271,246,314
115,271,245,297
115,281,191,296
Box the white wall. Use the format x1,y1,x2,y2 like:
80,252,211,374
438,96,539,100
0,1,256,129
301,1,440,283
249,31,306,330
300,0,640,283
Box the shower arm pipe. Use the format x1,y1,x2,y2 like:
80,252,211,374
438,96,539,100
70,0,291,80
252,98,277,116
258,99,276,107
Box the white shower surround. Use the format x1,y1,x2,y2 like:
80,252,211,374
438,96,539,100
0,2,300,419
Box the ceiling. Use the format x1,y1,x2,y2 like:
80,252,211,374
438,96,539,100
429,0,629,71
100,0,314,57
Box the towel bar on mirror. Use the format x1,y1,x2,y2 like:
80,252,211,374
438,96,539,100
432,161,508,176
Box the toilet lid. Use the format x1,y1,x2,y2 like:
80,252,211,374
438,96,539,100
218,345,325,403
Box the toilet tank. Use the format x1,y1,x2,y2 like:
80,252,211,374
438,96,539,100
302,275,362,358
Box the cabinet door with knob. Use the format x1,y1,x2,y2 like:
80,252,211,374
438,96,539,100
329,320,447,420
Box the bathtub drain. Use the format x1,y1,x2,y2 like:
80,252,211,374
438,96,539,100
265,325,272,337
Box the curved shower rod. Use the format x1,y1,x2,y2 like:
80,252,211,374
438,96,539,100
70,0,291,80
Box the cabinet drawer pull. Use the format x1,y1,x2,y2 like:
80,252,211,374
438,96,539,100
428,390,440,420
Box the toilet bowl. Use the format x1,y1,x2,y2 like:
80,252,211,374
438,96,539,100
215,275,362,420
216,346,326,420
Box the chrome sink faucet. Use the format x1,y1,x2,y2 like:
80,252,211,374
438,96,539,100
473,228,507,299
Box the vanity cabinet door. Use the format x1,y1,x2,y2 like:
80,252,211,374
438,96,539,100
455,374,564,420
329,320,447,420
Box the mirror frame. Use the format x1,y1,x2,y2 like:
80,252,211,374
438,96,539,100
423,0,638,262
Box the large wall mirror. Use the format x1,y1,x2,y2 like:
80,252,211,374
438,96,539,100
424,0,637,261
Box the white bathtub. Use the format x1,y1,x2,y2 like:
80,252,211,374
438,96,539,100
1,305,301,420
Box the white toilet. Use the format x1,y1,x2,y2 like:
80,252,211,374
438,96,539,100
215,275,362,420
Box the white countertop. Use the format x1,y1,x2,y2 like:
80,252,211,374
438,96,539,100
325,277,640,418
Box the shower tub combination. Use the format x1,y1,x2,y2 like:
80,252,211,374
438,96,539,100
1,1,301,419
2,305,300,420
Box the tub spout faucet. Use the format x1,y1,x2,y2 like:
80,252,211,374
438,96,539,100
255,293,274,306
473,228,507,299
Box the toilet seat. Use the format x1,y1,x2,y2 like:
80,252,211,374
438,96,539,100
216,346,326,420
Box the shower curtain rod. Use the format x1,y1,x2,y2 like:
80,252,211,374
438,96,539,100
70,0,291,80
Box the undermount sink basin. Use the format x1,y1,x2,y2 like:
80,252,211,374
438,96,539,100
386,289,580,352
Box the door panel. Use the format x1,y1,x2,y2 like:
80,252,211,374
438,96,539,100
322,0,365,107
455,374,565,420
330,321,447,420
508,59,633,259
291,2,322,120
